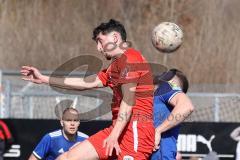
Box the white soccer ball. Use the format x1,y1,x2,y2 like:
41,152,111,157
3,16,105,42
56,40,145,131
152,22,183,53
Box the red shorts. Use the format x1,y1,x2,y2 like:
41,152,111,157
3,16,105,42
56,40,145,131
88,120,154,160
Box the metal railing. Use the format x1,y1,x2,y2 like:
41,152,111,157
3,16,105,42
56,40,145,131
1,70,240,121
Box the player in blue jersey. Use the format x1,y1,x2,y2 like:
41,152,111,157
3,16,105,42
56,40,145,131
28,107,88,160
151,69,194,160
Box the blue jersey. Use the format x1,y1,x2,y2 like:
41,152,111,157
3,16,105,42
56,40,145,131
33,130,88,160
151,81,182,160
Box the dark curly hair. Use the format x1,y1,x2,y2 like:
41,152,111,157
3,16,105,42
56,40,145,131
92,19,127,41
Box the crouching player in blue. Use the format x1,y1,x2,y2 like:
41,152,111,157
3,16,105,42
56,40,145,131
28,107,88,160
151,69,194,160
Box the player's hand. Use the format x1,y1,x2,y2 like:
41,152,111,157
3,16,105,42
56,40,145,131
153,129,161,151
20,66,48,84
103,133,121,156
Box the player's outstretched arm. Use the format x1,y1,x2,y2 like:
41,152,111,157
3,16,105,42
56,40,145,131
156,93,194,133
21,66,48,84
103,83,136,156
154,93,194,150
21,66,104,90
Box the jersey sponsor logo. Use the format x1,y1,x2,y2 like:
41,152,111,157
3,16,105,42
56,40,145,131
123,155,134,160
120,67,129,79
177,134,215,152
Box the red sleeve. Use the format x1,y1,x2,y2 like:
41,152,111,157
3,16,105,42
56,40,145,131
97,69,108,87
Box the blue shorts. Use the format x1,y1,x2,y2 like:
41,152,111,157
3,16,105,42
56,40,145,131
150,136,177,160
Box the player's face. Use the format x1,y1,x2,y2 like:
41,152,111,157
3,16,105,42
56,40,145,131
61,110,80,135
62,119,80,135
96,32,116,60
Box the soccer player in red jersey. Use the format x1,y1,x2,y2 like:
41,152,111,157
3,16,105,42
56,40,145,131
21,19,154,160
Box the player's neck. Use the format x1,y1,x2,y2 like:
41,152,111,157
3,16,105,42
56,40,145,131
112,47,127,59
62,130,76,141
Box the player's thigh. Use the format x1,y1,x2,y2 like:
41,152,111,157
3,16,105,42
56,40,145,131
59,140,99,160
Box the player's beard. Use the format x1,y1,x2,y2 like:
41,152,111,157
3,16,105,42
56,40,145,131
103,52,112,60
106,56,111,60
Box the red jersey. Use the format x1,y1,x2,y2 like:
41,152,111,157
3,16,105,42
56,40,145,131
98,48,154,121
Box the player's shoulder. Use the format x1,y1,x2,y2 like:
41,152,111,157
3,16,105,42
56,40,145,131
48,129,62,138
77,131,89,138
124,48,145,62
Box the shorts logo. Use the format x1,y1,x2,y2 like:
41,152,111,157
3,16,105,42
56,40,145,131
123,155,134,160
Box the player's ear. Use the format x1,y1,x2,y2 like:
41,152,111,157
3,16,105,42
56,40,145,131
60,120,64,127
112,32,118,43
77,121,80,127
